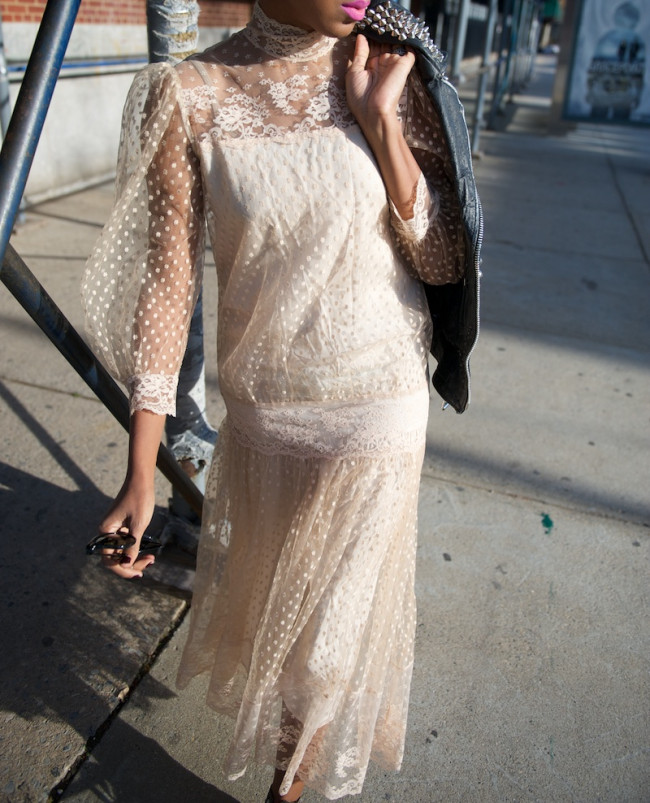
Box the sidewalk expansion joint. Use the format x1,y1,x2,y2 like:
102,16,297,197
606,154,650,269
490,236,646,263
27,209,105,230
0,374,101,403
48,601,190,802
419,466,650,528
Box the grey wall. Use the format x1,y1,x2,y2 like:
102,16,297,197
5,22,236,202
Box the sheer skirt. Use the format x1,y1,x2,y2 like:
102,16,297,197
177,390,428,799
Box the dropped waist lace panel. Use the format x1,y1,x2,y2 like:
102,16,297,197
225,387,430,459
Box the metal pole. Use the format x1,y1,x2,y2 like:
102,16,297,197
512,0,531,91
522,0,542,86
450,0,471,82
0,0,204,517
471,0,499,155
1,243,204,517
146,0,200,63
505,0,525,100
434,10,445,49
0,7,11,139
146,0,216,530
0,0,81,269
487,0,515,128
0,6,24,225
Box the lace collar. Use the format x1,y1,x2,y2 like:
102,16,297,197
244,2,337,62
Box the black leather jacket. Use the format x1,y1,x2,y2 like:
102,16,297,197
361,2,483,413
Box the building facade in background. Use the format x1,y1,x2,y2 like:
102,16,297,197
2,0,560,197
564,0,648,124
0,0,254,200
0,0,253,29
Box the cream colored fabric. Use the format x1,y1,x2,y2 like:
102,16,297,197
82,4,465,799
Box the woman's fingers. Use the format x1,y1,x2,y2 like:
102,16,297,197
350,35,398,72
377,46,416,78
349,31,370,71
95,513,154,578
101,550,155,579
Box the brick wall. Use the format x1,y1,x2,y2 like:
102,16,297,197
199,1,252,28
0,0,252,27
0,0,144,24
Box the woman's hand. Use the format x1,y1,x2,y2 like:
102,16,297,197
96,409,166,579
346,33,415,143
98,476,157,579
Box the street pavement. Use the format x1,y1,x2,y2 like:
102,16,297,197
1,55,648,802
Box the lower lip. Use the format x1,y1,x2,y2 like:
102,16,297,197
342,4,368,22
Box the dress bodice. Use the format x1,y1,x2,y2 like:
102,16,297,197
82,2,466,415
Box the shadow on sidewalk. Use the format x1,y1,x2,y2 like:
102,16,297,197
0,380,186,799
60,720,239,802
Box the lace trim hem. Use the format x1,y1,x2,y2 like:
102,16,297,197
225,389,429,459
389,172,438,243
127,373,179,417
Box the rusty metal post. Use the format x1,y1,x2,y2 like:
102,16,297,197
146,0,216,539
0,7,11,140
147,0,200,63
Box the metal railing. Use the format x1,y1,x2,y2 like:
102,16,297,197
0,0,203,518
488,0,542,129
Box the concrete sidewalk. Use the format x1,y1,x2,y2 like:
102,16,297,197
1,55,649,801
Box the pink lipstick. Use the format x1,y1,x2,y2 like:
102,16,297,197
342,1,370,23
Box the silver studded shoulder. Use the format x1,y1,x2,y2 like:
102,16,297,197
356,1,445,67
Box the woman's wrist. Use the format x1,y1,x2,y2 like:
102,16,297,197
364,123,421,219
358,109,402,149
125,409,166,487
123,466,156,490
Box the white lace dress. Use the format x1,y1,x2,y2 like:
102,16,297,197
82,5,465,799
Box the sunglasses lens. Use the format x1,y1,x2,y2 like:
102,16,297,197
86,533,136,555
139,535,162,552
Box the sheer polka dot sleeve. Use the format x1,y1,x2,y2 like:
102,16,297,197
82,63,205,416
388,72,465,286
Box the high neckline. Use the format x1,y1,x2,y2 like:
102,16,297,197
244,2,338,62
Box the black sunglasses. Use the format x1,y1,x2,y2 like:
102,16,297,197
86,532,162,560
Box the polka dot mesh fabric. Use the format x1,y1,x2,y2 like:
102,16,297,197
82,65,205,415
82,4,466,799
179,419,424,798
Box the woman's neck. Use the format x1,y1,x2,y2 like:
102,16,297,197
257,1,315,32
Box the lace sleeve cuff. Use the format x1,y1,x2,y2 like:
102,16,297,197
127,373,178,417
389,172,439,243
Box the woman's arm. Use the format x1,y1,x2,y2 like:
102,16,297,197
346,34,420,220
346,35,465,285
83,64,205,578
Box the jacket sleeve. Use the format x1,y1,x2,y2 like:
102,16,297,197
388,70,466,286
81,62,205,416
